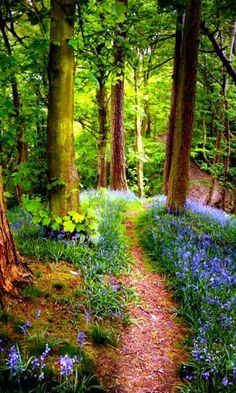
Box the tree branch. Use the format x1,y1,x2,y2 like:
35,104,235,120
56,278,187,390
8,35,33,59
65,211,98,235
201,21,236,85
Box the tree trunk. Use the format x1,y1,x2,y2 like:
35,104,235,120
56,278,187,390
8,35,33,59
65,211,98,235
207,127,221,205
167,0,202,212
0,167,31,295
0,9,28,205
47,0,79,216
134,63,144,198
221,77,231,210
110,0,128,191
163,9,184,195
141,54,152,136
97,75,108,188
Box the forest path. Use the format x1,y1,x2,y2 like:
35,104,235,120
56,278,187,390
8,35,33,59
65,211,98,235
95,211,187,393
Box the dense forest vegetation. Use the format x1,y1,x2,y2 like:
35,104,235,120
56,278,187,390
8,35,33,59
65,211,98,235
0,0,236,392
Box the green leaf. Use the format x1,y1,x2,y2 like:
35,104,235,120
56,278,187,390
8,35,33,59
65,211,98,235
63,220,76,233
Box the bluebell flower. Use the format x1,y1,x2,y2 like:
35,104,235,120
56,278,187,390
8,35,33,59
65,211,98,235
58,355,75,378
0,339,4,353
77,331,86,345
6,346,24,376
85,310,91,321
222,377,229,386
20,320,32,336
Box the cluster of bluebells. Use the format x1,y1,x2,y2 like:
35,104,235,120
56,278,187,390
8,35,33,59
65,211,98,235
6,345,24,377
79,191,134,319
1,338,83,385
142,200,236,392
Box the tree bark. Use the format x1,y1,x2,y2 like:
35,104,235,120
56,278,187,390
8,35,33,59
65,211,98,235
97,76,108,188
163,9,184,195
110,0,128,191
47,0,79,216
207,127,221,205
141,54,152,136
0,167,31,295
167,0,202,212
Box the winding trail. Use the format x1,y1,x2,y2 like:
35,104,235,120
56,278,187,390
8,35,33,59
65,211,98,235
96,211,187,393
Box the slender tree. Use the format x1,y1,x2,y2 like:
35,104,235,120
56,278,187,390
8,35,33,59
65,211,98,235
134,57,144,198
0,6,28,205
167,0,202,212
110,0,128,191
47,0,79,216
97,73,108,188
0,166,31,295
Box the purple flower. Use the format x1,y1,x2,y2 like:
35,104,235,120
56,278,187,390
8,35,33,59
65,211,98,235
202,371,210,380
6,346,24,375
36,309,41,318
40,344,50,361
222,377,229,386
77,331,86,345
20,320,32,336
0,339,4,353
58,355,75,378
85,310,91,322
32,344,50,381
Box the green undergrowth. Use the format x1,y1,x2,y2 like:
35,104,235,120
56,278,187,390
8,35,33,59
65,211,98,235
138,198,236,393
1,190,143,392
8,189,142,320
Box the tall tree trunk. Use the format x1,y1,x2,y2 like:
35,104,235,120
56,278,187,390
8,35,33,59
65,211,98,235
110,0,128,191
221,76,231,210
47,0,79,216
0,167,31,295
163,9,184,195
167,0,202,212
220,24,236,210
0,10,28,205
97,76,108,188
134,62,144,198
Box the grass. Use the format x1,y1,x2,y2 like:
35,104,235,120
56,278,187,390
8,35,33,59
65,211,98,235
87,323,119,347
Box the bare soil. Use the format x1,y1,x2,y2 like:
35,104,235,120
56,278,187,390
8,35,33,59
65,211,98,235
188,162,220,204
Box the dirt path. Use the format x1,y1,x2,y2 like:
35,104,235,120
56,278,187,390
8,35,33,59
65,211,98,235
96,212,187,393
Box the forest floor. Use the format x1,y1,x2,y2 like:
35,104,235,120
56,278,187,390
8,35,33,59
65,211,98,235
188,162,220,204
95,211,187,393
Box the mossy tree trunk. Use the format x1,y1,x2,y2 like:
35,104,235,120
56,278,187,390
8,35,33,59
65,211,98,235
0,9,28,205
163,9,184,195
0,167,31,295
111,0,128,191
97,75,108,188
167,0,202,212
47,0,79,216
